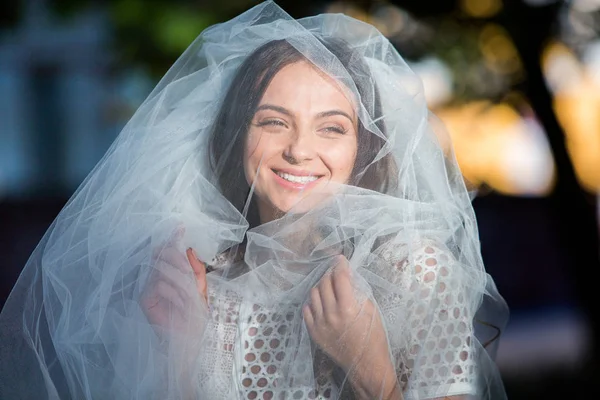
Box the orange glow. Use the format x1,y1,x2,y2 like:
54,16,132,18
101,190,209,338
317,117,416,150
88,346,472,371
435,101,555,196
460,0,503,18
543,41,600,192
553,80,600,192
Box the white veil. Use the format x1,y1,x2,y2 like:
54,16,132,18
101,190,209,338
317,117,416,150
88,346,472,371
0,1,508,399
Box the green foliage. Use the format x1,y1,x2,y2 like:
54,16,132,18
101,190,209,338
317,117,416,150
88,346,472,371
48,0,260,77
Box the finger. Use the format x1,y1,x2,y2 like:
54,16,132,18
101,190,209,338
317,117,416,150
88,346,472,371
155,279,186,313
332,256,354,306
153,260,192,303
156,247,203,298
317,270,337,316
152,226,185,259
302,304,314,330
154,248,205,304
157,247,190,273
309,287,323,320
187,248,208,302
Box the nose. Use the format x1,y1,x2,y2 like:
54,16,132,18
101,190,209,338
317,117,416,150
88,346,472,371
283,128,316,165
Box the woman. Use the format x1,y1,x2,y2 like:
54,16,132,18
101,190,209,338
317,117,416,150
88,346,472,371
0,1,508,399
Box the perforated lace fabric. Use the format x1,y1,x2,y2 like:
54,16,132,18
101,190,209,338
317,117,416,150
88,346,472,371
198,241,477,400
377,242,477,399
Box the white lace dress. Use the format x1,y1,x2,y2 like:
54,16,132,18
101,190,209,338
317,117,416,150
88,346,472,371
197,242,477,400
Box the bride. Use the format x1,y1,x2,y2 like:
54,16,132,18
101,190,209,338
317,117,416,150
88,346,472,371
0,1,508,399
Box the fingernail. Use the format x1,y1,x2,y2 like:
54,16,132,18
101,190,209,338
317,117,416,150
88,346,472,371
188,247,202,264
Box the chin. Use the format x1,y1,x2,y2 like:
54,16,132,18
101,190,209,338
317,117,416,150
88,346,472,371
272,198,303,214
276,193,334,216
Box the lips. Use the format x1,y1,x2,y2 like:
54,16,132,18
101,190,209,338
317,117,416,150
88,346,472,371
275,171,319,183
271,169,324,189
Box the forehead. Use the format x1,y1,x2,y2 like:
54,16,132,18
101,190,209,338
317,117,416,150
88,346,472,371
260,61,356,113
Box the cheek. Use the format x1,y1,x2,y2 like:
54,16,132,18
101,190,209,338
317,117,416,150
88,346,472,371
243,133,259,184
243,131,274,184
324,142,358,179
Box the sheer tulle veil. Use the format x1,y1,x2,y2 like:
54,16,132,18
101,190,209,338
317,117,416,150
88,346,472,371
0,1,509,399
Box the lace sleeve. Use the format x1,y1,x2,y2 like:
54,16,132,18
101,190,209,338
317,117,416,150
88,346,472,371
195,284,241,398
371,241,478,399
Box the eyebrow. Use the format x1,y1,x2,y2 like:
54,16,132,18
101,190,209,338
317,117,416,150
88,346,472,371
255,104,354,123
255,104,293,117
315,109,354,123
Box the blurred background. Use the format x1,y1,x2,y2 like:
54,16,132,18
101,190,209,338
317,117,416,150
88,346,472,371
1,0,599,398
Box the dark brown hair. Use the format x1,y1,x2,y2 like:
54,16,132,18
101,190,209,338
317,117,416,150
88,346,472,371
208,38,397,227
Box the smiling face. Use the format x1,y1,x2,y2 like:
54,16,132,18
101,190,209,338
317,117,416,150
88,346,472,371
244,61,358,223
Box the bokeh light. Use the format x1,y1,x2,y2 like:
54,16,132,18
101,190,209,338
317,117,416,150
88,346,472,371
460,0,503,18
543,41,600,192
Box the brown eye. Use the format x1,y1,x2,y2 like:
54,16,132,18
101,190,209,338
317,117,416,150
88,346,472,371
322,125,347,135
257,120,287,129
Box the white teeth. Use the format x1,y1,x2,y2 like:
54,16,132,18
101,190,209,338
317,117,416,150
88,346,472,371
276,171,319,184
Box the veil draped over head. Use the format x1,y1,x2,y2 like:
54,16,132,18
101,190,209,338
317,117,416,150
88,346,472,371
0,1,509,399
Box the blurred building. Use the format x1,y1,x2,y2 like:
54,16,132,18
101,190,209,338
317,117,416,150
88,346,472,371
0,1,113,199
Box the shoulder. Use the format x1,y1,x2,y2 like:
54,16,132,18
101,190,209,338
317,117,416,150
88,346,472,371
370,237,457,286
407,241,455,284
378,238,454,269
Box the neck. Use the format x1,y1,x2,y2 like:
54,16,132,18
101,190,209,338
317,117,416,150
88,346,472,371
257,199,284,225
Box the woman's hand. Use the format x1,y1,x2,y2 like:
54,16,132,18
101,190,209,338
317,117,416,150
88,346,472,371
141,231,208,336
139,231,209,399
303,256,402,399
